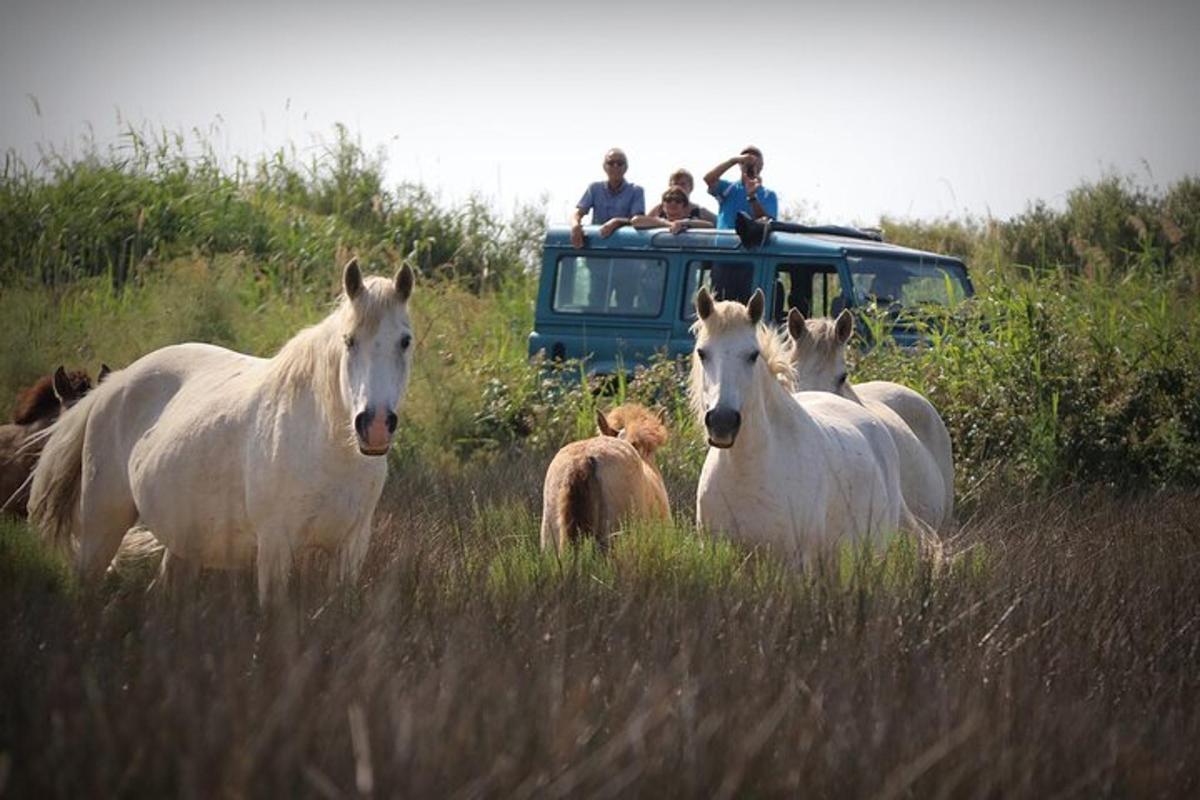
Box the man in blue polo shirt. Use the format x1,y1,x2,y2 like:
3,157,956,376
570,148,646,248
703,145,779,229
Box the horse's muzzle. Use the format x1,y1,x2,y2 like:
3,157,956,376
704,408,741,449
355,408,398,456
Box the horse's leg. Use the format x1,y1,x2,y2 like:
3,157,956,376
149,548,200,598
338,520,373,587
255,530,296,607
77,471,139,585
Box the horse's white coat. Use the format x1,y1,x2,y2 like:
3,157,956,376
29,261,414,602
787,310,955,531
690,291,911,560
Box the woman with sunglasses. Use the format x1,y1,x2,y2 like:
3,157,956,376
631,186,716,234
645,168,718,225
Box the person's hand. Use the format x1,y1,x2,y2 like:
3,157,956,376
599,219,624,238
669,219,690,234
571,223,585,248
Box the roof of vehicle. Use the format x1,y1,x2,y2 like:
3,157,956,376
545,225,968,266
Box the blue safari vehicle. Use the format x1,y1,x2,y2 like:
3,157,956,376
528,223,974,373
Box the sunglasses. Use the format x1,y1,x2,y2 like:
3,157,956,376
663,197,686,204
605,159,627,167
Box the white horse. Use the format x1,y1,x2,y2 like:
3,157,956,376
29,259,414,603
786,309,955,531
690,288,914,561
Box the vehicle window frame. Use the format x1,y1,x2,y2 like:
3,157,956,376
680,258,757,320
771,262,845,322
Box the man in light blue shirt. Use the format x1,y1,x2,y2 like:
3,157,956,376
570,148,646,248
703,145,779,229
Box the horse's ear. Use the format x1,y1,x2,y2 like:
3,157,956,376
395,262,414,303
695,287,714,320
835,308,855,344
51,366,71,403
596,410,618,438
787,308,807,342
98,364,112,383
343,257,363,300
747,288,765,324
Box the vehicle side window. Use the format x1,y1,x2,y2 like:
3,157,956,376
553,256,668,317
772,264,843,323
846,256,969,310
681,259,755,319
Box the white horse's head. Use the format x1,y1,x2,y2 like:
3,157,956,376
690,286,790,448
786,308,854,394
339,258,415,456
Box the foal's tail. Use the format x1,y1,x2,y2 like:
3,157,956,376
558,455,605,549
28,392,96,553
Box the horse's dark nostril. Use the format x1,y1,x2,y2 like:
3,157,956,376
385,411,398,434
706,408,741,434
354,411,369,439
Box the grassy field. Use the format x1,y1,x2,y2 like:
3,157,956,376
2,133,1199,797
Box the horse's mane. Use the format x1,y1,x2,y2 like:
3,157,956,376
687,300,794,425
11,370,91,425
265,276,401,428
789,317,845,364
605,403,668,458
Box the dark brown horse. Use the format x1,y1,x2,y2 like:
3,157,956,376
1,366,98,516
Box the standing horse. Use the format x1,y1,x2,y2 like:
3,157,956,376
1,367,94,516
29,259,414,603
787,309,955,531
690,288,913,561
540,404,671,553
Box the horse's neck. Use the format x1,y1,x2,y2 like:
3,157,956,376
268,321,352,446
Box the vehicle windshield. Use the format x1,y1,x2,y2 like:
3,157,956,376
846,255,970,315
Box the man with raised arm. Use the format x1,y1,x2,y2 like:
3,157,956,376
703,145,778,229
570,148,646,248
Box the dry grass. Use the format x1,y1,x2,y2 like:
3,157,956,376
2,454,1198,798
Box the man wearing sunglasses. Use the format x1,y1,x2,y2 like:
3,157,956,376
570,148,646,248
703,145,778,229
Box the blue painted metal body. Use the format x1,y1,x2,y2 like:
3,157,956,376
528,225,974,373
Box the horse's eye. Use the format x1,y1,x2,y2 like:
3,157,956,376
748,350,759,363
344,334,356,350
697,348,707,362
400,334,412,351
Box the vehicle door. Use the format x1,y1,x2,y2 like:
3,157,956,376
671,254,764,357
532,248,674,372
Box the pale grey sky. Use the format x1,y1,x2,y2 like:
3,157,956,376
2,0,1198,225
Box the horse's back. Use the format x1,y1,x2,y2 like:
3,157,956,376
101,343,265,442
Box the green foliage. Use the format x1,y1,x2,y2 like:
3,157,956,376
3,133,1200,498
0,123,545,291
854,265,1200,495
0,519,71,597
